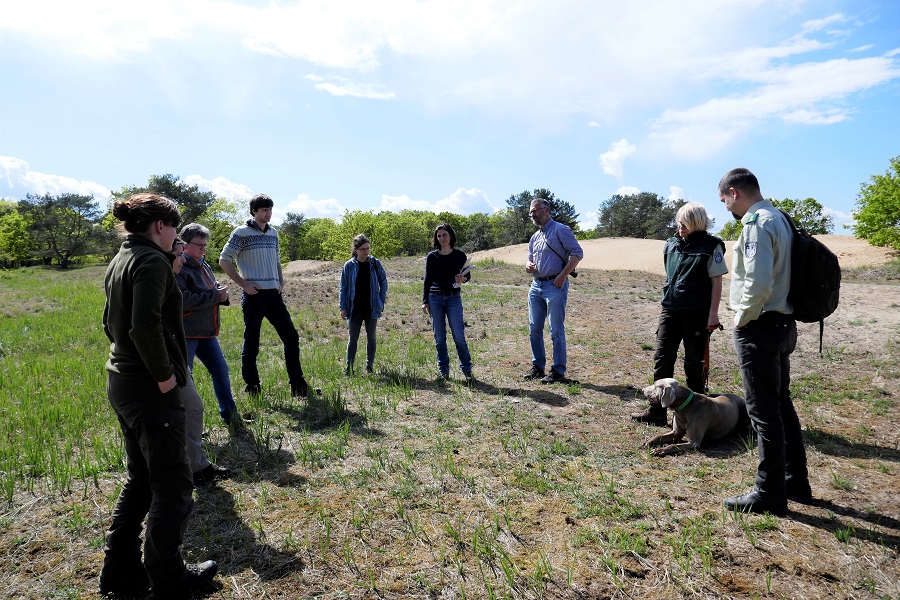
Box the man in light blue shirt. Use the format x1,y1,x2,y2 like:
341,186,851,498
720,168,810,515
524,199,583,384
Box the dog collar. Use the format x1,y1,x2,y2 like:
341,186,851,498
674,391,694,412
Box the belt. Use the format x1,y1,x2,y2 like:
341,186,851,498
429,288,460,296
534,274,560,282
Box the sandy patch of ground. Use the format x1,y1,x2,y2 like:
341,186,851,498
283,259,331,274
469,235,897,276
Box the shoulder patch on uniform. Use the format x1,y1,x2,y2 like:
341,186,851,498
744,241,758,259
714,250,724,263
745,212,759,224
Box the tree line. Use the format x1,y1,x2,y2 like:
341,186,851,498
2,157,897,269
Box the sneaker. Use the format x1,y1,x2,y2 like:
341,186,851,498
464,372,475,385
193,464,232,487
244,383,262,397
366,364,373,374
343,367,352,377
630,405,668,426
438,372,450,382
523,366,545,380
724,488,787,516
540,369,565,384
154,560,218,599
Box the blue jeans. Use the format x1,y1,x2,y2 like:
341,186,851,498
733,313,808,500
186,337,237,423
528,278,568,375
428,292,472,375
347,315,378,371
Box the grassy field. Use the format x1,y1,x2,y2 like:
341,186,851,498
1,257,898,599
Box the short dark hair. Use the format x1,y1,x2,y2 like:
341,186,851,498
179,222,210,243
718,168,760,196
431,223,457,249
249,194,274,215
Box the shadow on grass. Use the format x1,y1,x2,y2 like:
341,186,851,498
805,428,900,463
577,382,642,401
373,366,573,407
788,499,900,551
189,484,304,583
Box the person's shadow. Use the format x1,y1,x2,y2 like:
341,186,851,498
186,481,306,587
787,499,900,551
372,366,573,408
805,428,900,462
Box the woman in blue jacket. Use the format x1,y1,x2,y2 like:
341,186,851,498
339,234,388,375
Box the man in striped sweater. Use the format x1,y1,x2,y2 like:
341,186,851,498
219,194,310,398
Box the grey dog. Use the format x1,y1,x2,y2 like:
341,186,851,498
641,378,748,456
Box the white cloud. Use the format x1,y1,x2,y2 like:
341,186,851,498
616,186,641,196
286,194,346,219
182,174,254,201
824,206,854,231
379,194,433,212
0,156,110,201
305,75,396,100
578,209,599,231
668,186,687,202
379,188,495,215
599,139,637,181
3,0,898,153
433,188,496,214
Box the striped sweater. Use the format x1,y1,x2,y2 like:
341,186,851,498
219,219,282,289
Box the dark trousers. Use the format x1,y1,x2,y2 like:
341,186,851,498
347,315,377,370
733,313,808,500
653,308,709,393
240,289,306,390
101,373,194,590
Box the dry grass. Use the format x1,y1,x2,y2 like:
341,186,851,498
1,258,898,599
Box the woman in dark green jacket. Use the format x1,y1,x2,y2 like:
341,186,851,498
99,193,217,598
631,203,728,425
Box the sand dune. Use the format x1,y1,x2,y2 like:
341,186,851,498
470,235,896,275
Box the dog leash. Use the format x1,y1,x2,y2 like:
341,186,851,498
702,323,725,393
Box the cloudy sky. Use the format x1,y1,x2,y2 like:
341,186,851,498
1,0,898,232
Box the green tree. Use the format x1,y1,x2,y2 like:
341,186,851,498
504,188,579,245
18,193,105,268
279,212,308,261
112,174,218,224
853,156,900,250
297,218,338,260
596,192,685,239
716,197,834,240
0,201,33,267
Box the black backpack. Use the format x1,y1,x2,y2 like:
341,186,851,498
779,210,841,352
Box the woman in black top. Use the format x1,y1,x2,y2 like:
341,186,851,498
421,223,473,382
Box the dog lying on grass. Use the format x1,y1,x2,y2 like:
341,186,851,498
641,378,748,456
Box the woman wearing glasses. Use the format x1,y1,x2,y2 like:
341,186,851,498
177,223,239,433
339,234,388,375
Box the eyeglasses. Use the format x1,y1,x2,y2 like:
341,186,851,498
189,241,208,249
528,207,547,216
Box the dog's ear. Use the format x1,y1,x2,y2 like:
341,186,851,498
659,384,676,408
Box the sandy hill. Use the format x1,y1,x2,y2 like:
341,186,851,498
469,235,896,276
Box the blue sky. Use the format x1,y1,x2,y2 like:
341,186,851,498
1,0,898,233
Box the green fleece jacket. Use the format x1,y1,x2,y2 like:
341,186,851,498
103,234,188,386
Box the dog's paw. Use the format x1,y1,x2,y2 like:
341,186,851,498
650,446,672,457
